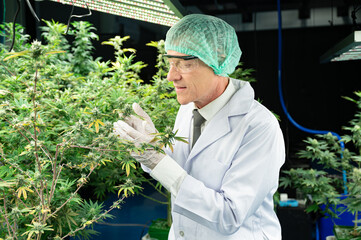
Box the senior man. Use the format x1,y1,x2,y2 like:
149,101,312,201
114,14,285,240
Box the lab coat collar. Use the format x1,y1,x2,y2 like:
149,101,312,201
196,78,236,122
227,79,255,117
188,79,255,160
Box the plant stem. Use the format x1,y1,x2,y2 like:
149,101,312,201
4,119,53,161
355,211,359,230
48,165,96,220
0,154,41,198
166,191,172,227
48,144,61,205
0,212,11,237
32,67,41,173
1,192,18,239
0,60,16,76
49,164,63,204
54,143,61,162
142,177,167,198
32,66,46,226
1,196,11,237
69,144,122,152
61,197,125,239
4,119,31,144
138,192,168,205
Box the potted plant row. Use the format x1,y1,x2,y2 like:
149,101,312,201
280,92,361,240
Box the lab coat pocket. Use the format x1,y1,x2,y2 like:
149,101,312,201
209,141,237,166
191,155,230,190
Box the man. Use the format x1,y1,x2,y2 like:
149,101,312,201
114,14,285,240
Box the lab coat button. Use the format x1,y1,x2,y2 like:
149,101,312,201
179,231,184,237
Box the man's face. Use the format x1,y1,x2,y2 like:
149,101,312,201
166,50,221,109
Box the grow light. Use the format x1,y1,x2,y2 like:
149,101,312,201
49,0,185,26
320,30,361,63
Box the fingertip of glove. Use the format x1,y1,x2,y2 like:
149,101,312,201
113,120,121,126
132,102,140,111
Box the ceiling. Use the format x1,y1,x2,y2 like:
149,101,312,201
178,0,354,17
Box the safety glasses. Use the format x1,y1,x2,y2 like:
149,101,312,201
163,54,199,74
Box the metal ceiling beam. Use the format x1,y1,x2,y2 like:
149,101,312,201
163,0,188,18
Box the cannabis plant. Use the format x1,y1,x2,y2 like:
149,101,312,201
0,26,121,239
0,20,180,239
0,22,31,52
280,92,361,239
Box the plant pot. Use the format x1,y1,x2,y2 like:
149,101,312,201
318,195,356,240
148,218,171,240
333,225,361,240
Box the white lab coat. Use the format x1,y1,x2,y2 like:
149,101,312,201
164,80,285,240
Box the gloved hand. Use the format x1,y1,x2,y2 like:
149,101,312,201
113,103,164,170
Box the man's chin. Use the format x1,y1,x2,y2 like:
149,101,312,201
177,97,191,106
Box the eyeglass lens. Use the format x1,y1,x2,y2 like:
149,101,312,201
166,58,199,73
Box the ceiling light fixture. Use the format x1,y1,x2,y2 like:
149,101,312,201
49,0,185,26
320,30,361,63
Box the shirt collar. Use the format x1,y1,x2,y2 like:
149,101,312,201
195,78,237,122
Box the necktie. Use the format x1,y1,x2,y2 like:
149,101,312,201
192,109,206,148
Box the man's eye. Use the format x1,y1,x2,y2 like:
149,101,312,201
169,61,177,67
182,63,193,68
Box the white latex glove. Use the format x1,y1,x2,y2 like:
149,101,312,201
113,103,164,169
125,102,157,136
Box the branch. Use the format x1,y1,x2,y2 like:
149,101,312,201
32,67,41,172
54,144,61,162
142,177,167,198
69,144,121,152
47,165,96,220
1,192,18,239
18,125,53,161
0,208,15,238
49,164,63,204
61,196,125,239
4,119,31,144
138,192,167,205
32,66,47,222
0,60,16,76
0,155,41,198
0,53,33,89
5,118,54,161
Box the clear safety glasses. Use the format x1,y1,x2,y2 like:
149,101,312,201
164,54,199,74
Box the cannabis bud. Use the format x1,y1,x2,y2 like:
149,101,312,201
30,40,44,60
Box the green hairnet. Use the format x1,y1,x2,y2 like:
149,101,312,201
165,14,242,77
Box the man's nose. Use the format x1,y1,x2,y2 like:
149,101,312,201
167,66,181,82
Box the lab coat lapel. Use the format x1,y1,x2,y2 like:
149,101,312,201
187,80,254,161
